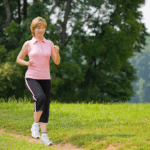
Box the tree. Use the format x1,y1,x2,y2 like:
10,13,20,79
136,78,145,103
129,37,150,103
0,0,149,103
23,0,27,20
3,0,11,27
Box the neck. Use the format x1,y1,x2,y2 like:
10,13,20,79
34,36,44,42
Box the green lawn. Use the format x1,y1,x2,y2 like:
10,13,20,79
0,133,54,150
0,99,150,150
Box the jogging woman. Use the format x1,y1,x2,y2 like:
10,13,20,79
16,16,60,146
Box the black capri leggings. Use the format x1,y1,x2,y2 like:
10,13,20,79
25,78,51,123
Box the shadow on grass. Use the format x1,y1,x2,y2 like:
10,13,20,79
66,133,135,147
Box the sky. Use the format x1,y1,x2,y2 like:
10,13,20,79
140,0,150,33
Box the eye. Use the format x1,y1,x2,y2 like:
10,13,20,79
38,27,45,29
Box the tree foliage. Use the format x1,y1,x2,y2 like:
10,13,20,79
0,0,149,102
129,37,150,103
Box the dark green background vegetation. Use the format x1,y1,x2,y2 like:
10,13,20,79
0,0,149,103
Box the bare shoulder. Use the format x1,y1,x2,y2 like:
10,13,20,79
23,41,29,52
50,41,54,47
17,41,29,59
23,41,29,48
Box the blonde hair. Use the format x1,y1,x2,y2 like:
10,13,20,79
30,16,47,36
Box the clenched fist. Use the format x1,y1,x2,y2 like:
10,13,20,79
53,45,59,53
28,60,34,66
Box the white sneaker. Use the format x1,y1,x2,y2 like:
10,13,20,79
31,123,40,138
40,133,53,146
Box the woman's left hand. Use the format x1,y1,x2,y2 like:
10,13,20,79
53,45,59,53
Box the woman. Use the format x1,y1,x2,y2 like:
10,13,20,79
16,16,60,146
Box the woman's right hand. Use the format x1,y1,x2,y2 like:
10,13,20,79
28,60,34,66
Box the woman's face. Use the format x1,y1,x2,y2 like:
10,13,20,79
34,25,46,37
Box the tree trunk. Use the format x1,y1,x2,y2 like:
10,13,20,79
61,0,73,48
33,0,38,3
17,0,21,24
23,0,27,20
3,0,11,27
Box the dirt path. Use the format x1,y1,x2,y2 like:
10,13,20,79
0,129,83,150
0,129,118,150
104,144,117,150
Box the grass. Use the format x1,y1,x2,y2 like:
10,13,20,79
0,133,54,150
0,98,150,149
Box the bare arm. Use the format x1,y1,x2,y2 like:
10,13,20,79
16,42,33,66
51,42,60,65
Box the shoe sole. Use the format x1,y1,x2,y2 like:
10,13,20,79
40,141,53,146
32,133,40,139
32,136,40,139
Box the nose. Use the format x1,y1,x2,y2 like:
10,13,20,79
39,29,45,33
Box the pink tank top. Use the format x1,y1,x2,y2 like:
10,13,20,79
25,37,51,79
